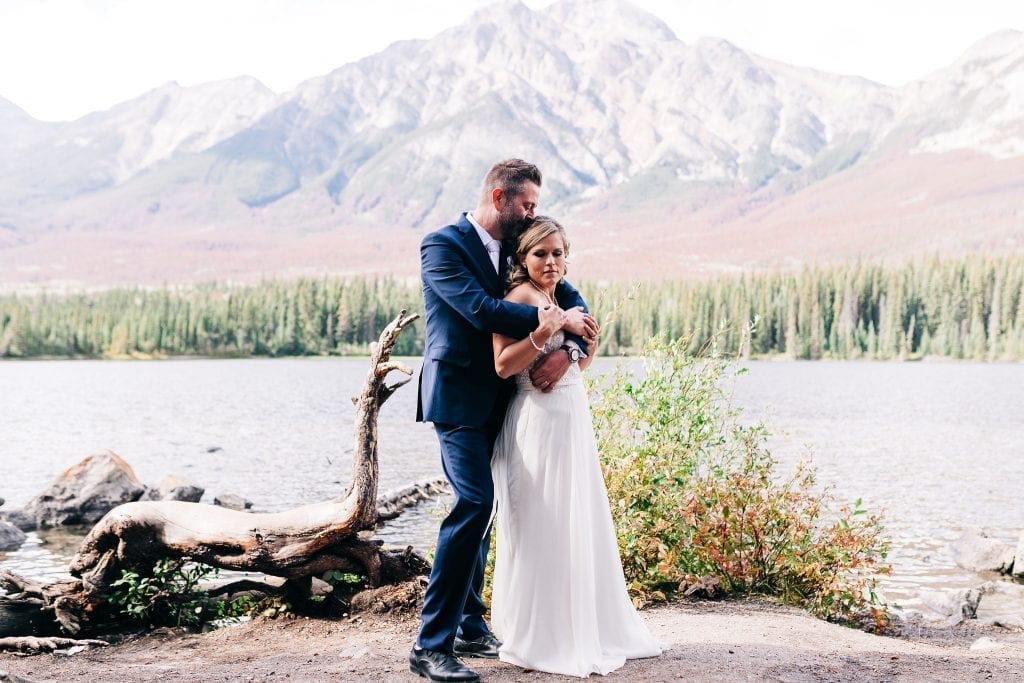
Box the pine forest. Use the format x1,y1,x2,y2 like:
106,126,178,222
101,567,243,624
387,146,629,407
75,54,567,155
1,254,1022,361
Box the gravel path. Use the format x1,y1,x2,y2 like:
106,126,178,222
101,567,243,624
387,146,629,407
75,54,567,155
3,599,1024,681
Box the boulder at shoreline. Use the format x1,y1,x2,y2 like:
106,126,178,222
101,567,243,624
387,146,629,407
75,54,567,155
918,586,987,624
0,509,37,532
213,493,253,511
23,450,146,527
140,474,205,503
1013,533,1024,579
0,519,26,551
950,529,1015,573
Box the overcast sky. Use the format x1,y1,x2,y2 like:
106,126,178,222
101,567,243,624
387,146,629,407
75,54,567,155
1,0,1022,122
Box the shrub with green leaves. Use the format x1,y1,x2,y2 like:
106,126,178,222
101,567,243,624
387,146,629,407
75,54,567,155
108,558,253,629
589,335,890,627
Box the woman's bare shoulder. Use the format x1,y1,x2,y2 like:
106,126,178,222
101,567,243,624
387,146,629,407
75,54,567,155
504,283,537,305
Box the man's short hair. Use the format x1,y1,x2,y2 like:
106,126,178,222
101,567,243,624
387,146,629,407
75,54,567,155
480,158,542,202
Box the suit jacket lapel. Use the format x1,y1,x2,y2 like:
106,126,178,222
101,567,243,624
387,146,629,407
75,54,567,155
456,213,503,294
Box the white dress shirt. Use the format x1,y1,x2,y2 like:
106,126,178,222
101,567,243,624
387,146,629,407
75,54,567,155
467,212,501,273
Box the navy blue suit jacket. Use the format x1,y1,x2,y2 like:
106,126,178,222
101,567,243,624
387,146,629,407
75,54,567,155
417,213,588,428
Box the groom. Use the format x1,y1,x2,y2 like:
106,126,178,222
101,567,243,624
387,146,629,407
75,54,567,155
410,159,596,682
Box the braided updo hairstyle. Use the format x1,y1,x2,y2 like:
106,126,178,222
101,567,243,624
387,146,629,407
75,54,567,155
506,215,570,293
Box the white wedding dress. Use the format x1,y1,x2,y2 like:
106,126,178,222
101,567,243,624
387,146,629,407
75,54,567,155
490,332,663,677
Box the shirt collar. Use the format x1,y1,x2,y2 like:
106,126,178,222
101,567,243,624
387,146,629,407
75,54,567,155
466,212,500,252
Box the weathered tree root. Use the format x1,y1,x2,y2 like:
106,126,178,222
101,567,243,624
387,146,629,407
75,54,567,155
0,311,430,639
350,578,427,614
0,636,108,653
377,478,451,521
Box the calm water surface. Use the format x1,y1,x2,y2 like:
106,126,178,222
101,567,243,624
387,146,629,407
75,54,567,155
1,358,1022,613
732,361,1024,612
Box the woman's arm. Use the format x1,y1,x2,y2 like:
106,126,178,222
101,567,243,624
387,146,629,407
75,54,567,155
493,286,563,379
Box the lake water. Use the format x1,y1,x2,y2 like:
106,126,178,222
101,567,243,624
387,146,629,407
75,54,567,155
1,358,1022,616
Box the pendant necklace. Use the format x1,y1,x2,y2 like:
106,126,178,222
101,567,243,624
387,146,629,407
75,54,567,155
528,279,554,306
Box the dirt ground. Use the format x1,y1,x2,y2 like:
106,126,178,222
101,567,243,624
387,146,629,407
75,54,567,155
3,599,1024,682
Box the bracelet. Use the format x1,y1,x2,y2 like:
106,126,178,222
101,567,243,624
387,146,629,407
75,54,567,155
528,331,545,352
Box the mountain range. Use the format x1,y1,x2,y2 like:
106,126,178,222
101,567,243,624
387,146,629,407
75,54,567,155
1,0,1022,288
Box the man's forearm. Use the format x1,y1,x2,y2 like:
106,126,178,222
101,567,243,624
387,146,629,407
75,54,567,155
422,242,539,337
554,279,590,356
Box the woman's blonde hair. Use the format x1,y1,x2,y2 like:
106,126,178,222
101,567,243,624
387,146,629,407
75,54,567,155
506,215,570,292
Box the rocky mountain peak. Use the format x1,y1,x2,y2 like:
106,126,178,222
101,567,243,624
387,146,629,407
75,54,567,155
956,29,1024,66
0,95,34,121
543,0,678,44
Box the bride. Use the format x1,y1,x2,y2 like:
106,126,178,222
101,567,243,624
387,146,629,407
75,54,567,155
489,216,663,677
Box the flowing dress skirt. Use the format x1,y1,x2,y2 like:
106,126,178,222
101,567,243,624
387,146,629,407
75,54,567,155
490,366,663,677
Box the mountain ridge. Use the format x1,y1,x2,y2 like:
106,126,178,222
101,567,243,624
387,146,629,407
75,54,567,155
0,1,1021,287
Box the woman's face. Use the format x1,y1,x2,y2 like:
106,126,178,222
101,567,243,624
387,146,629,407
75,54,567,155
522,231,566,288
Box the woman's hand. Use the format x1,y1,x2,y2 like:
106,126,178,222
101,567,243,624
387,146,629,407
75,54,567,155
537,303,563,336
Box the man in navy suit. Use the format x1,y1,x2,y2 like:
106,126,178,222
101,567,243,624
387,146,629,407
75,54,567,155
410,159,596,682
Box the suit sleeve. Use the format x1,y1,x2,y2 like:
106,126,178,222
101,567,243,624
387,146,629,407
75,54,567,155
421,233,538,338
555,279,591,357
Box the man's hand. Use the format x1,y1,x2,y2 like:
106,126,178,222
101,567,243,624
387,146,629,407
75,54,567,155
561,306,599,338
529,347,572,393
538,303,563,333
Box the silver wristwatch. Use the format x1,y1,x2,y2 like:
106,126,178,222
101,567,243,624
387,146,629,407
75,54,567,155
560,344,581,363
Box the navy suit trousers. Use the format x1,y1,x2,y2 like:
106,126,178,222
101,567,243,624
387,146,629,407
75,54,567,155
417,403,506,652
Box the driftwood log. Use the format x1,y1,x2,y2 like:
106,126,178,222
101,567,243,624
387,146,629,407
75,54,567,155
0,310,430,646
377,478,450,521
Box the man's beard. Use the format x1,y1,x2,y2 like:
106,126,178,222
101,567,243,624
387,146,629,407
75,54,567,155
497,204,533,242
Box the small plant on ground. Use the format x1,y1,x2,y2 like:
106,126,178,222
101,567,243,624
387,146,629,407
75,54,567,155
108,558,253,629
589,333,891,629
317,569,367,606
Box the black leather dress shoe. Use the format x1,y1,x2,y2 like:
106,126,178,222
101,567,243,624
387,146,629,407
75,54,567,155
409,647,480,682
453,632,502,659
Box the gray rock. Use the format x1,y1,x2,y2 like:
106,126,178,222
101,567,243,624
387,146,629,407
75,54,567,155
0,520,27,551
950,529,1015,573
213,493,252,511
975,579,1024,625
140,474,205,503
0,509,37,531
1013,532,1024,579
0,496,4,507
919,585,990,623
969,636,1005,652
979,615,1024,631
24,450,146,528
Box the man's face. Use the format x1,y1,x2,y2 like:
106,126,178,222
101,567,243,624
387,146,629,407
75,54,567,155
496,181,540,241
